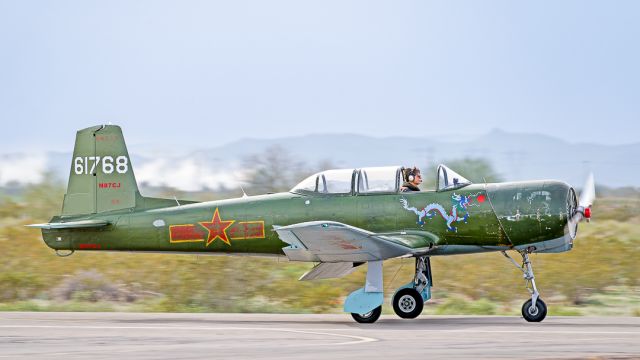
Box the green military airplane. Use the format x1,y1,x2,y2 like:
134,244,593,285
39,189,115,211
29,125,595,323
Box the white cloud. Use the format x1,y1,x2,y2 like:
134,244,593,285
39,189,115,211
0,154,47,185
136,158,241,191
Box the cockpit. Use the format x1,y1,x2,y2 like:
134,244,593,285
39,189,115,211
290,164,472,194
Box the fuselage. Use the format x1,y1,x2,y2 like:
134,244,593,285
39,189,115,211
42,180,576,257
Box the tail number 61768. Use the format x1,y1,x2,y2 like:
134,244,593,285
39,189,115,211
74,156,129,175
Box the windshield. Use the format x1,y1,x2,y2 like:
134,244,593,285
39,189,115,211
291,174,318,193
436,164,472,191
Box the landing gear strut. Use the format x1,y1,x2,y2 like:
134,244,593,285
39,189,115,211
392,256,432,319
345,261,384,324
503,249,547,322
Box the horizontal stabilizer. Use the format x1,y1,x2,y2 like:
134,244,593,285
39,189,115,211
26,219,110,230
299,262,363,281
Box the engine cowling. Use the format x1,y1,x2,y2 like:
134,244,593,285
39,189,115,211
486,180,575,253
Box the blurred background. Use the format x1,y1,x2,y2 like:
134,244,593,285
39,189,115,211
0,0,638,316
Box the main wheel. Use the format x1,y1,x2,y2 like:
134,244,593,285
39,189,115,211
392,288,424,319
351,305,382,324
522,298,547,322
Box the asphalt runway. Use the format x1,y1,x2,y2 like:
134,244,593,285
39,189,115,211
0,312,638,359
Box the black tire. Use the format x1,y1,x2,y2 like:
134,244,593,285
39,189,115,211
392,288,424,319
522,298,547,322
351,305,382,324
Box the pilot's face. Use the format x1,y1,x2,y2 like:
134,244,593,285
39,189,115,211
412,173,423,185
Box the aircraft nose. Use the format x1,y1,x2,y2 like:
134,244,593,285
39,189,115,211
487,180,573,248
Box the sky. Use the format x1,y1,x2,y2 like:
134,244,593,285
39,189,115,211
1,0,639,153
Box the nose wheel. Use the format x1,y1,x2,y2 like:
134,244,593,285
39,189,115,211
503,249,548,322
522,298,547,322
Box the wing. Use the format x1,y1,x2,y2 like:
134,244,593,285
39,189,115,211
274,221,436,263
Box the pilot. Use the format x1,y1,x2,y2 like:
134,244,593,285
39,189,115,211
401,167,422,192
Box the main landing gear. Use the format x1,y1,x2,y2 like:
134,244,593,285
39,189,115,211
502,249,547,322
351,306,382,323
391,256,432,319
346,257,432,323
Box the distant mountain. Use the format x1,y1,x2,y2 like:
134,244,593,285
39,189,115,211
1,130,638,190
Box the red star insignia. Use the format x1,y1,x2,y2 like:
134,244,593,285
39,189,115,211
199,208,235,246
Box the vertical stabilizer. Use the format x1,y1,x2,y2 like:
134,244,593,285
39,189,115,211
62,125,139,216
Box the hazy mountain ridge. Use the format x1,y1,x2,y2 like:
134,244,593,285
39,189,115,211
1,130,638,190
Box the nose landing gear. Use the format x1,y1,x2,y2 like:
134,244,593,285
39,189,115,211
503,249,547,322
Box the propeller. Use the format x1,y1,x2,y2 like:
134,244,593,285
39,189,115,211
571,173,595,223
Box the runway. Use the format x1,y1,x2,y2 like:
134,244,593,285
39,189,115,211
1,312,638,359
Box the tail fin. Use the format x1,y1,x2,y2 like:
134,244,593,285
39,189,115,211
62,125,139,216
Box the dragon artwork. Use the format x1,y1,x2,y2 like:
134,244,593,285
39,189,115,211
400,193,486,232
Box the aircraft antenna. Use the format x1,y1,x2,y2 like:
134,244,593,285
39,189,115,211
174,196,181,207
482,176,487,184
239,185,248,198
